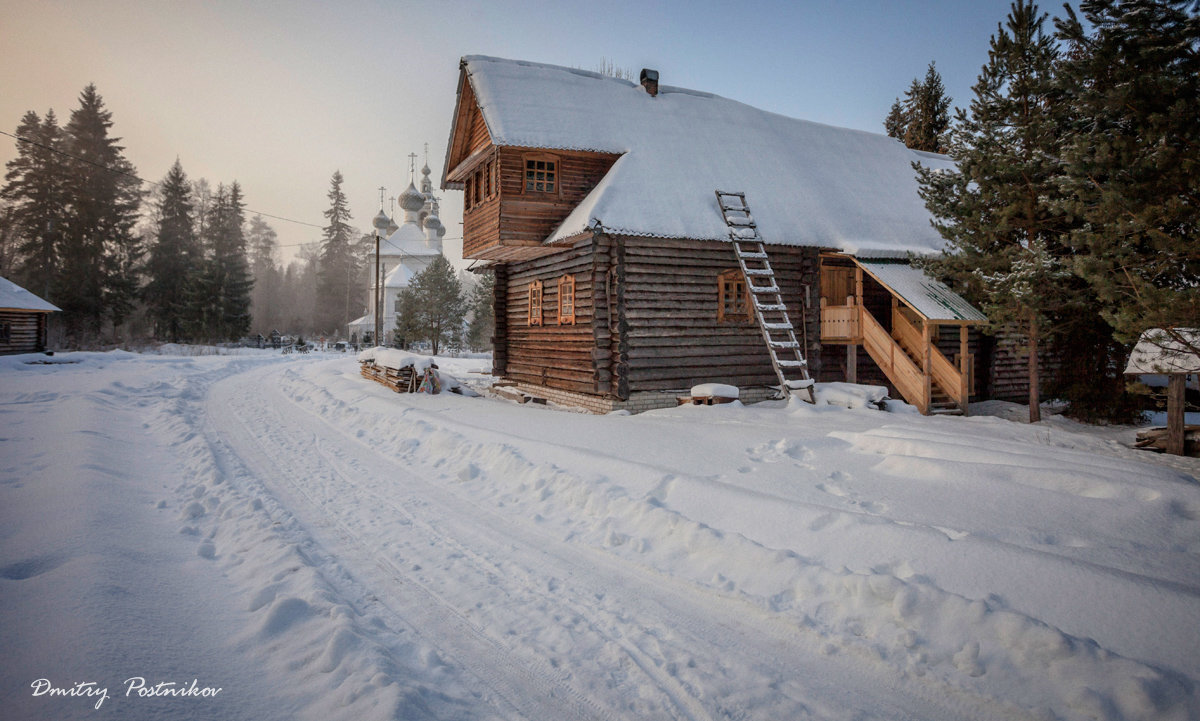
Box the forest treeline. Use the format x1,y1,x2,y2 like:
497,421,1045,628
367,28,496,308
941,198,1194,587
886,0,1198,422
0,85,491,349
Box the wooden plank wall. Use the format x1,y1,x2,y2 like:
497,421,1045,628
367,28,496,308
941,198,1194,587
621,237,820,393
500,239,599,394
0,311,46,354
981,326,1056,403
461,147,618,260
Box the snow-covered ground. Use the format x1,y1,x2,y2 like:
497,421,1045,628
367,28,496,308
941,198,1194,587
1,349,1197,721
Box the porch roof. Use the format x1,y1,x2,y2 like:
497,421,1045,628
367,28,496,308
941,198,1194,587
853,259,987,324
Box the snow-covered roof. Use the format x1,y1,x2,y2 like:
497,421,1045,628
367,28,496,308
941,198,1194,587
459,55,952,255
854,260,987,323
1124,329,1200,374
0,276,59,312
384,263,413,289
382,222,440,259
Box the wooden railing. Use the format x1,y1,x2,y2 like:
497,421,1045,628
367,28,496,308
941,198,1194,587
891,309,968,412
860,306,928,413
820,297,859,340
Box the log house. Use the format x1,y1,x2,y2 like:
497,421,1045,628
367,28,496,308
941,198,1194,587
443,57,996,414
0,277,58,355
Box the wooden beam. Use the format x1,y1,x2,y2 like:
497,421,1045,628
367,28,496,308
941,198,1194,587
922,321,933,414
1168,373,1186,456
960,325,970,416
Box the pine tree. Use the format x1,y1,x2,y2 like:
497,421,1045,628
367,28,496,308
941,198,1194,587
917,0,1071,422
395,255,465,355
58,84,143,340
465,271,495,351
1056,0,1200,361
316,170,357,336
143,160,198,341
2,110,67,299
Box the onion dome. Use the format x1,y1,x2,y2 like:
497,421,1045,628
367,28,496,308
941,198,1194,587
386,217,399,235
398,182,425,212
372,209,391,232
424,213,443,233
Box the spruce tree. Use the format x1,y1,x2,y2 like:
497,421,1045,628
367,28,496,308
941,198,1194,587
395,255,465,355
191,182,252,341
465,271,495,352
59,84,143,340
904,63,952,153
884,98,907,141
1,110,66,298
316,170,356,336
143,160,198,341
246,214,281,335
1056,0,1200,361
917,0,1071,422
886,64,952,153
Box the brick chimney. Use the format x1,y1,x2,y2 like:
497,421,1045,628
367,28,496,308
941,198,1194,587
640,68,659,97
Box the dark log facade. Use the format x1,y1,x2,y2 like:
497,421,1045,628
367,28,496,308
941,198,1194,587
493,234,823,400
0,310,50,355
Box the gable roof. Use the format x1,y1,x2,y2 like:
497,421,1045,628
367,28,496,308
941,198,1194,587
0,276,59,313
1125,329,1200,374
453,55,953,257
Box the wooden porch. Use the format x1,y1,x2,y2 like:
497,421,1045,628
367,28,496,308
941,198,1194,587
819,255,986,415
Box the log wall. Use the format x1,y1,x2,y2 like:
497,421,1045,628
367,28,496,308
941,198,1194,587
498,238,600,394
980,326,1056,403
620,237,821,393
462,147,619,261
0,311,47,354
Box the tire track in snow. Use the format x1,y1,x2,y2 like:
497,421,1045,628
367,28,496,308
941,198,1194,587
206,371,610,721
207,360,1038,721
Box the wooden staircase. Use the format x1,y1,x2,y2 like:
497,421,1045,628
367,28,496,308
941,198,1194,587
857,304,967,415
715,190,816,403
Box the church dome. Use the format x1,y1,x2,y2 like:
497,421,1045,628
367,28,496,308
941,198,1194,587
398,182,425,212
372,209,391,231
423,211,445,237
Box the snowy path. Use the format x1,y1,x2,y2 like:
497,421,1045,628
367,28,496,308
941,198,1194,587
204,359,1010,721
3,351,1198,720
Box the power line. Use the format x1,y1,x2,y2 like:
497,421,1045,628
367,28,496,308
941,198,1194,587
1,128,325,230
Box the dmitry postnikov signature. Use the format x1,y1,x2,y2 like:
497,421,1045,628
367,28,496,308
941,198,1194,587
31,677,222,710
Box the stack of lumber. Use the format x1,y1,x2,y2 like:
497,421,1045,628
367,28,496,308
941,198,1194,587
1134,426,1199,457
360,360,421,393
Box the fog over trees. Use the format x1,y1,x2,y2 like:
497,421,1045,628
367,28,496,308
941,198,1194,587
1,84,382,347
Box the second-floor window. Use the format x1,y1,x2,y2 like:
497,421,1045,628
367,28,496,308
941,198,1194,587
525,157,556,193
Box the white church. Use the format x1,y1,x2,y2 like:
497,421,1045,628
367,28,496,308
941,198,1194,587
348,156,447,346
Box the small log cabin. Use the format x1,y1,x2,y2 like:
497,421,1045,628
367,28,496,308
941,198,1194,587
442,56,1015,414
0,277,58,355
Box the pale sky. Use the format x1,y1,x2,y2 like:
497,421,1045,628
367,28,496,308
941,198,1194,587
1,0,1047,267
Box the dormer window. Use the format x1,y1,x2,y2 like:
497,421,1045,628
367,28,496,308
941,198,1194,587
524,155,557,194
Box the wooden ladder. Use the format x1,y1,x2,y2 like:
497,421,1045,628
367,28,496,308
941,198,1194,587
715,190,816,403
